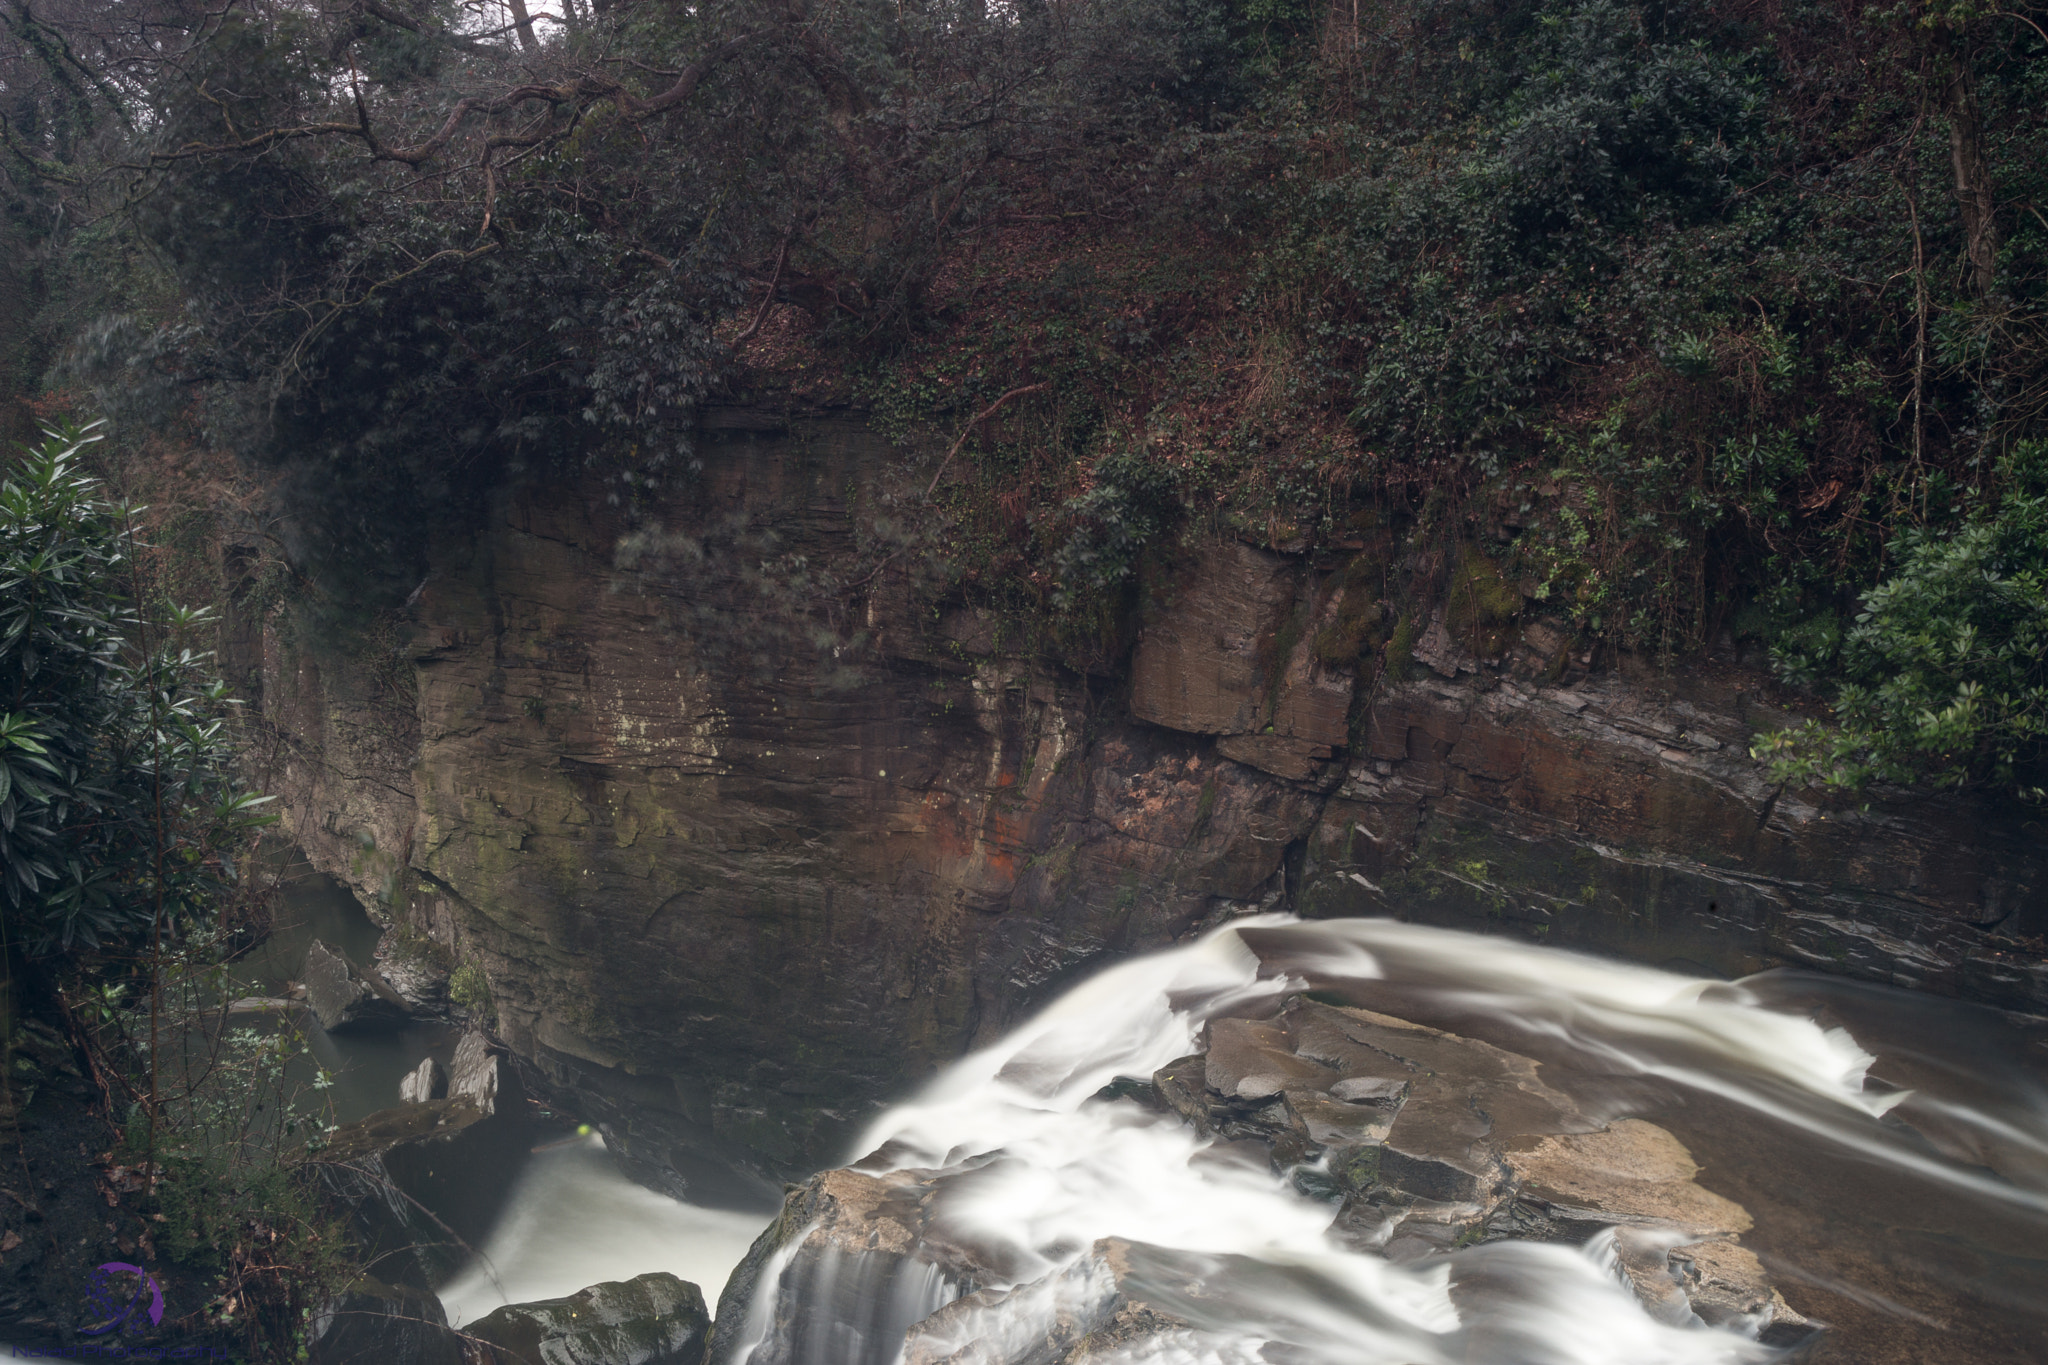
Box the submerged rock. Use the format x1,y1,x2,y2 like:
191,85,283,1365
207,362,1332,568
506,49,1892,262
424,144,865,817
303,938,411,1032
465,1271,710,1365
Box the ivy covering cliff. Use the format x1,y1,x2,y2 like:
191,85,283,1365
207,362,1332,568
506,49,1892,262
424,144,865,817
0,0,2043,798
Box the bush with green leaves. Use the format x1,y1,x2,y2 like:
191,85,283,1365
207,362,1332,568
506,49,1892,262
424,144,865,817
89,934,358,1357
1759,442,2048,800
0,421,273,953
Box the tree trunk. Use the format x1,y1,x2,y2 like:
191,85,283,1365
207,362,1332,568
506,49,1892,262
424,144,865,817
1944,47,2000,297
506,0,541,52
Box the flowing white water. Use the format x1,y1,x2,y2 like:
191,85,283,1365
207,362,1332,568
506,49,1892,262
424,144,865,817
731,914,2048,1364
1239,918,2048,1216
437,1134,770,1328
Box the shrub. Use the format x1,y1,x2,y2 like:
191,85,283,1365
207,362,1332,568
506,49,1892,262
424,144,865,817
1759,442,2048,799
0,421,273,952
450,961,492,1012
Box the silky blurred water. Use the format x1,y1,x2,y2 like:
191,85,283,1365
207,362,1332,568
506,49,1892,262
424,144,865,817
727,916,2048,1365
436,1133,770,1327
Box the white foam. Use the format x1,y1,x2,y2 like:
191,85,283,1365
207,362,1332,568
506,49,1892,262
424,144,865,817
729,916,1847,1362
437,1134,768,1328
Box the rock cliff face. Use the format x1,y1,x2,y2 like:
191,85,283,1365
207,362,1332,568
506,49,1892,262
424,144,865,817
251,405,2047,1190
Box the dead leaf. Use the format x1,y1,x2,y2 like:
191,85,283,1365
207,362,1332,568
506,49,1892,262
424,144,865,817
1798,479,1845,511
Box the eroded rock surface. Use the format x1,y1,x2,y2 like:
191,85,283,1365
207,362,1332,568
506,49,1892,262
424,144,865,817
251,403,2046,1188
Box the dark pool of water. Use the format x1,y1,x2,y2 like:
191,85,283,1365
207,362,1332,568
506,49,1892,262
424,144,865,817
234,852,454,1125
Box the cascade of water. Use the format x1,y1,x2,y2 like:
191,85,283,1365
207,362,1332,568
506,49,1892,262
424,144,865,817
726,914,2040,1364
438,1134,769,1329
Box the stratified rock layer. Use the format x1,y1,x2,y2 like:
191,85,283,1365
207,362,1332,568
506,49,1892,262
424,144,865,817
250,403,2046,1186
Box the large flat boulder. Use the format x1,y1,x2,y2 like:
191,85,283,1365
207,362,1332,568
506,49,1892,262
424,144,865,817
1151,996,1811,1344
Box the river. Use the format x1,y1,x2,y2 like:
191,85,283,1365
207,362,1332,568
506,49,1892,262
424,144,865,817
267,866,2047,1362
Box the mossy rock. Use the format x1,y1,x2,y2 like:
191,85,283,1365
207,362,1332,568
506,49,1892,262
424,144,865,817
466,1271,710,1365
1446,549,1521,657
1313,553,1388,665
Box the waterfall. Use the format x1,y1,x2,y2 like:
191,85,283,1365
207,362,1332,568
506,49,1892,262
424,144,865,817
724,914,2025,1363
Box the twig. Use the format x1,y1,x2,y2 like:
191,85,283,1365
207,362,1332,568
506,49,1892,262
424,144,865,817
733,230,793,345
923,382,1050,498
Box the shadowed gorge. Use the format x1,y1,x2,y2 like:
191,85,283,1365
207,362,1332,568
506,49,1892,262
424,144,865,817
0,0,2044,1360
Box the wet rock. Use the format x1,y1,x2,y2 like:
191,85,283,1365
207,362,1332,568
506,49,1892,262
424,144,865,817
1501,1120,1750,1241
374,930,453,1016
1497,1121,1811,1339
465,1271,709,1365
707,1168,963,1365
451,1030,524,1117
307,1274,462,1365
302,938,410,1032
1149,995,1810,1341
399,1056,447,1104
1204,1016,1338,1099
898,1238,1192,1365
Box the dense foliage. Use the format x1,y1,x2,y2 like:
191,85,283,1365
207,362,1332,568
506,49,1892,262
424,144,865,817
0,422,271,952
0,419,344,1359
1761,439,2048,796
0,0,2043,796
